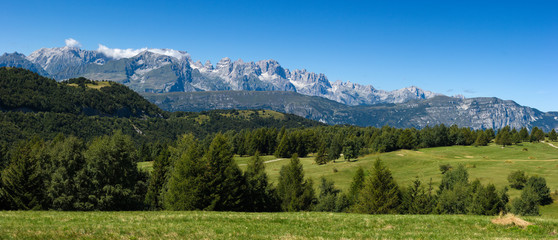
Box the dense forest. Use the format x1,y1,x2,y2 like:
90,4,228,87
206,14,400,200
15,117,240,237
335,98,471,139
0,67,555,215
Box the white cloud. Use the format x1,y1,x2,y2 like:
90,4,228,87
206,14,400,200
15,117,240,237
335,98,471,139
97,44,189,60
148,48,189,60
97,44,147,59
65,38,82,48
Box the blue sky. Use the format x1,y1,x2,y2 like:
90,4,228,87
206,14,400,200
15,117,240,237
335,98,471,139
1,0,557,111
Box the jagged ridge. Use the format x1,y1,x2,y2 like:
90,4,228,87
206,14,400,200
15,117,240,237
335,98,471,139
0,44,440,106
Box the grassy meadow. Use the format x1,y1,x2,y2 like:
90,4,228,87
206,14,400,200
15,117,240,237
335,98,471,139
138,141,558,216
3,141,558,239
1,211,557,239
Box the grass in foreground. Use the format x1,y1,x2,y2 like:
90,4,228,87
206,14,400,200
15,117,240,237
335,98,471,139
1,211,557,239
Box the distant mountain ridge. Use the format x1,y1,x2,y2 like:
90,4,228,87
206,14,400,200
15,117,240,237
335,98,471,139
0,44,440,106
142,91,558,132
2,44,557,132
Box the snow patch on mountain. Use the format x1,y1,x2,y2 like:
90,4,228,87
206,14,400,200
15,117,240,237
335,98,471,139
9,40,444,106
97,44,189,60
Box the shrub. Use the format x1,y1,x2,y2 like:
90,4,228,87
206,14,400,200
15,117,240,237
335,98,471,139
507,170,528,190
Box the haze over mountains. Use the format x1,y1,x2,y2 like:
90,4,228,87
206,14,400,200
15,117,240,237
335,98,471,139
1,43,557,131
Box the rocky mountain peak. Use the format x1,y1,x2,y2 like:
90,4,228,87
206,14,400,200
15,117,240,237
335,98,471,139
3,44,442,107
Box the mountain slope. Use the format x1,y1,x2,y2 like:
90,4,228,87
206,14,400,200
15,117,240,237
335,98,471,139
0,67,163,118
0,67,323,146
142,91,558,131
0,44,440,106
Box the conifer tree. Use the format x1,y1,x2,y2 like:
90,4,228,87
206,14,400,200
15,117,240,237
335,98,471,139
314,177,340,212
400,177,434,214
348,167,365,204
274,134,290,158
525,176,553,206
353,158,400,214
204,134,246,211
530,127,545,142
244,152,279,212
164,139,206,210
495,126,512,147
397,128,418,149
473,131,489,146
314,142,328,165
468,182,503,215
518,127,530,142
549,129,557,142
1,138,46,210
435,165,470,214
327,133,343,162
83,131,147,210
276,153,315,211
145,147,171,210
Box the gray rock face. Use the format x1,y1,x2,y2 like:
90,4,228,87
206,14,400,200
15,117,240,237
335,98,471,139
0,53,48,76
3,44,556,131
142,92,558,131
26,46,110,77
2,45,439,106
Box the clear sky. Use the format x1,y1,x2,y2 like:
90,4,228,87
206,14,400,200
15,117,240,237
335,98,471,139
1,0,557,111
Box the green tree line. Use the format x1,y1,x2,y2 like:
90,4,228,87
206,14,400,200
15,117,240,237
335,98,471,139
1,132,552,216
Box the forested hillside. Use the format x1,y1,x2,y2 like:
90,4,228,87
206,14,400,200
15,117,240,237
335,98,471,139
0,67,322,147
0,67,163,117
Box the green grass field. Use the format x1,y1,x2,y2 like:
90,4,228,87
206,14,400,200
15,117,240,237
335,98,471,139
1,211,557,239
3,142,558,239
138,141,558,216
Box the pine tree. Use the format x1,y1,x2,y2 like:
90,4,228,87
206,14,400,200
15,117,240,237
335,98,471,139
314,142,328,165
1,138,46,210
525,176,553,206
164,139,206,210
549,129,557,142
397,128,418,149
495,126,512,147
348,167,365,204
342,135,359,162
203,134,246,211
244,152,279,212
400,177,434,214
467,182,502,215
276,154,315,211
519,127,530,142
274,134,290,158
145,147,171,210
353,158,400,214
474,131,489,146
83,131,147,210
314,177,340,212
327,133,343,162
530,127,545,142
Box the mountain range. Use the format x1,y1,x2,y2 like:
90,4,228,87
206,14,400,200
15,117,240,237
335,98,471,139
1,44,557,131
0,45,439,106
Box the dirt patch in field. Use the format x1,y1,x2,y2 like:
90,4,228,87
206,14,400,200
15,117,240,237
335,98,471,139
491,214,532,228
396,154,405,156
